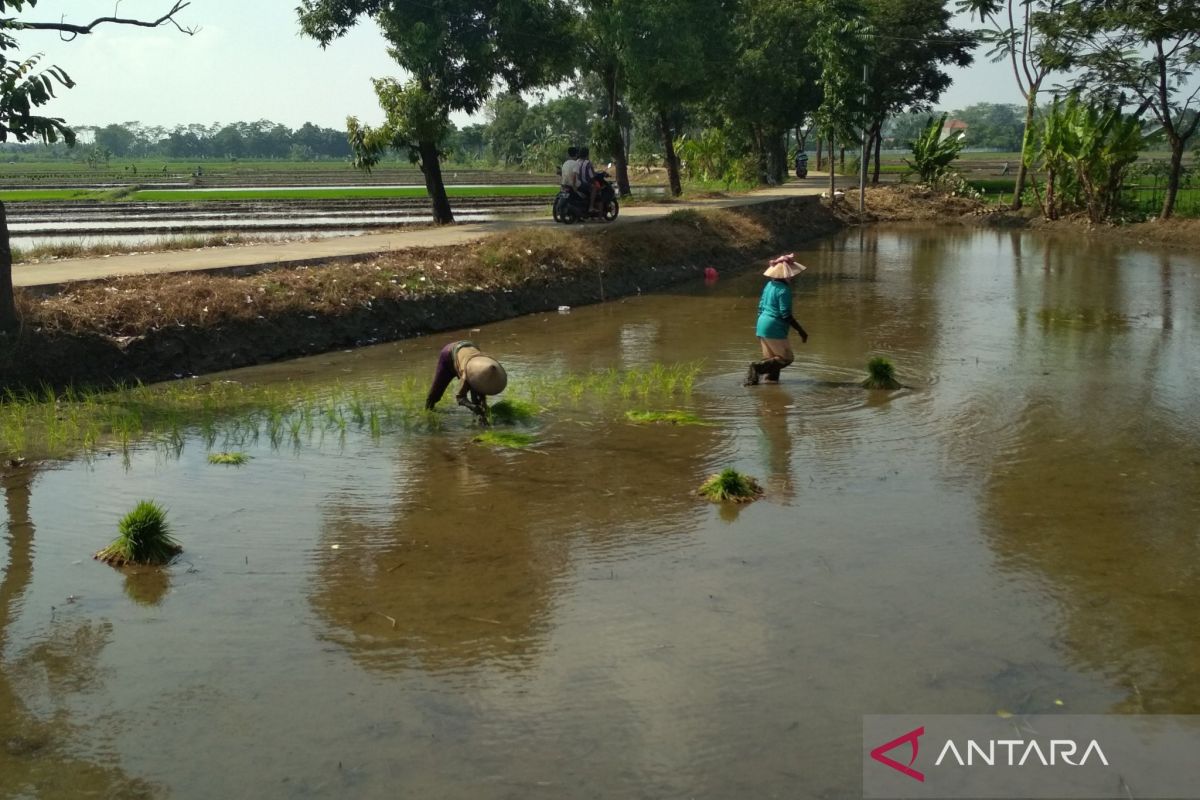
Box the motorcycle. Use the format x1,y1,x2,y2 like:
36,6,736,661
553,172,619,224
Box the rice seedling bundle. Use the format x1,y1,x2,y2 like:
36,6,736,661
861,357,902,390
95,500,182,566
697,468,764,503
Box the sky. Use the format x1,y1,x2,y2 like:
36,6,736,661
21,0,1085,132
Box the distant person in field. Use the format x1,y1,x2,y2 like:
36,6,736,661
425,340,509,417
560,146,581,192
745,253,809,386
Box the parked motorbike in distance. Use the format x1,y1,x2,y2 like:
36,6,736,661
553,172,619,224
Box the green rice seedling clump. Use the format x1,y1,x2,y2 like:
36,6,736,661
625,410,710,426
697,468,764,504
861,357,903,390
208,451,250,465
473,431,536,449
488,399,539,426
95,500,182,566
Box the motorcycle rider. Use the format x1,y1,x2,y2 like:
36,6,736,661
560,146,581,192
578,146,599,215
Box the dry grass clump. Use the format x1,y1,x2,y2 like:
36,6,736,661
13,234,260,264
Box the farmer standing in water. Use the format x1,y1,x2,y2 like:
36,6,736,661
745,253,809,386
425,340,508,419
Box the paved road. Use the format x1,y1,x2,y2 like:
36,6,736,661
13,178,837,289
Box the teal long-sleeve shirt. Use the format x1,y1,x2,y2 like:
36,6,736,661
755,279,793,339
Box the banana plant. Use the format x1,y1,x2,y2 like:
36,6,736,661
905,114,966,187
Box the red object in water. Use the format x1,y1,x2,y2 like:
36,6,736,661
703,267,719,282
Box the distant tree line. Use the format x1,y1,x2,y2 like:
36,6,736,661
0,120,355,161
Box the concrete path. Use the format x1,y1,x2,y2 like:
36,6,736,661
13,178,840,289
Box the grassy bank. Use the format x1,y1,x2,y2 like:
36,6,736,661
0,196,839,391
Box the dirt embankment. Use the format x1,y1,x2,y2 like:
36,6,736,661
0,197,841,391
853,184,1200,248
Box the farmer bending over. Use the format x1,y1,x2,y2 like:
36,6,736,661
424,340,508,417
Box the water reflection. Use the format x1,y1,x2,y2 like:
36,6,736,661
0,464,159,797
310,409,726,675
0,224,1198,797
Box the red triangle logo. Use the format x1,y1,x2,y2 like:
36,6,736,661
870,726,926,782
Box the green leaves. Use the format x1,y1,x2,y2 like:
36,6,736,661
1032,94,1143,221
0,52,76,144
904,113,966,186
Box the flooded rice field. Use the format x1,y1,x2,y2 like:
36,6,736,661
2,226,1198,798
7,197,544,252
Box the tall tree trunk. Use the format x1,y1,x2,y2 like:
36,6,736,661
659,108,682,197
1012,90,1039,212
604,64,631,198
816,138,823,172
418,140,454,224
752,125,768,184
871,121,883,184
1161,136,1184,220
828,138,836,200
0,201,15,333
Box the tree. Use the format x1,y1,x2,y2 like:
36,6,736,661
1065,0,1200,219
485,92,534,165
578,0,633,196
951,102,1026,150
298,0,575,224
861,0,975,183
1029,94,1142,222
0,0,194,333
526,96,591,149
93,123,138,158
811,0,874,199
905,113,967,185
721,0,823,186
617,0,730,196
958,0,1078,210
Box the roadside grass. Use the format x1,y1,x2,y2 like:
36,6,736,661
12,233,264,263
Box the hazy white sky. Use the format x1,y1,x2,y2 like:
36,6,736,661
26,0,1037,131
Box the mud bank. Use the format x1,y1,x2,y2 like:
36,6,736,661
1,196,841,390
854,184,1200,249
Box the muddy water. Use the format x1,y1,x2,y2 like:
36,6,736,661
2,226,1199,798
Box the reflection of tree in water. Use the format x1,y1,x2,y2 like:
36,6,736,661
310,415,721,675
977,397,1200,713
0,465,160,798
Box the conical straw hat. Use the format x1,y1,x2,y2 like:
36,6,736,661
464,356,508,396
763,254,806,279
